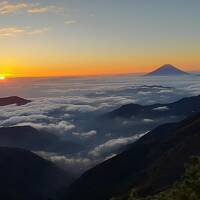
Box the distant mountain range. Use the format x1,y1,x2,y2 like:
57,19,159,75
0,126,83,154
146,64,189,76
105,95,200,119
0,147,73,200
0,96,31,106
64,112,200,200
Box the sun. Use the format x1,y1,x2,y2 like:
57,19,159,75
0,76,5,80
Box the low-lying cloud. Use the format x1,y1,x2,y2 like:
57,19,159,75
73,130,97,139
0,75,199,175
15,121,75,136
153,106,169,111
89,133,146,158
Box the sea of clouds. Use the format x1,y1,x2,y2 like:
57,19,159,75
0,74,200,175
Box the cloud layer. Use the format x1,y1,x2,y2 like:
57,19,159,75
0,74,199,175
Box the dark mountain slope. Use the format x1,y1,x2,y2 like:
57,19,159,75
146,64,189,76
0,96,31,106
64,113,200,200
0,126,83,154
0,147,73,200
106,95,200,119
118,156,200,200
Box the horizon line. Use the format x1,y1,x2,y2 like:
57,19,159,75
3,70,198,79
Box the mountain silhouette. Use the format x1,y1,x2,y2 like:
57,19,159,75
0,96,31,106
105,95,200,119
146,64,189,76
0,126,83,154
64,112,200,200
0,147,73,200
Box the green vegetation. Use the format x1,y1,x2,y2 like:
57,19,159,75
113,156,200,200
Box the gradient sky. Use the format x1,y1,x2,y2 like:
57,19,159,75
0,0,200,77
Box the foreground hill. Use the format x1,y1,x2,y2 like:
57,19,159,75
116,156,200,200
0,96,31,106
64,112,200,200
0,126,83,154
106,95,200,119
0,147,73,200
146,64,189,76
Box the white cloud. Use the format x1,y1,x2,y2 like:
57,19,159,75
89,133,146,158
143,118,154,123
15,121,75,135
138,91,152,95
157,89,173,94
0,1,29,14
27,27,49,35
0,26,49,38
72,130,97,139
0,114,51,126
36,151,95,175
153,106,169,111
0,27,25,37
28,7,49,14
65,104,97,112
65,20,77,25
0,1,62,15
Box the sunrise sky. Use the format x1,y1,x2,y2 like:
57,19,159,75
0,0,200,77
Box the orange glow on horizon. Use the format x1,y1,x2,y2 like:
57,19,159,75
1,43,199,78
1,58,198,78
3,65,196,78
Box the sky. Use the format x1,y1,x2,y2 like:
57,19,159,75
0,0,200,77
